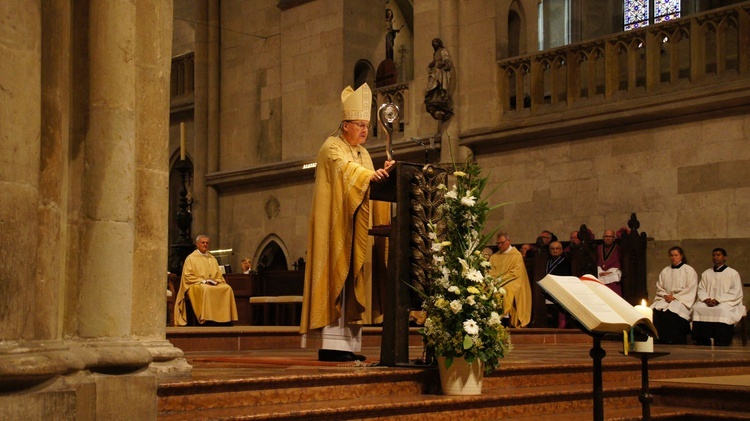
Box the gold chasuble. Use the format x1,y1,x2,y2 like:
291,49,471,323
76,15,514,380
489,247,532,327
300,136,390,334
174,250,239,326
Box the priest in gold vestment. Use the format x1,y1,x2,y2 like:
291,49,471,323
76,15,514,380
300,83,394,362
174,235,238,326
489,232,532,327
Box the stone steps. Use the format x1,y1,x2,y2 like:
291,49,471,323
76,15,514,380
158,357,750,420
158,378,750,420
519,406,750,421
158,380,635,420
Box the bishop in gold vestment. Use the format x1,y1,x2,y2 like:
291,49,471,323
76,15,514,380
300,83,393,361
174,235,238,326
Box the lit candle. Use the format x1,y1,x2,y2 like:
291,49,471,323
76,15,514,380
633,299,654,352
180,122,186,160
634,299,653,321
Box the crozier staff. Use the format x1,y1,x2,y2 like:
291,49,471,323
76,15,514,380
300,83,395,362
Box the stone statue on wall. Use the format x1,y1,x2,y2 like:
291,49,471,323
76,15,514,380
424,38,453,121
385,8,403,61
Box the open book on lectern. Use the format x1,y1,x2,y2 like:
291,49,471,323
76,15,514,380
538,274,658,337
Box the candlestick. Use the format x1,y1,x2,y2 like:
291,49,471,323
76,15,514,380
180,122,186,160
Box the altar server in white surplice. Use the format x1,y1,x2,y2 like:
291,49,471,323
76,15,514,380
691,248,746,346
650,246,697,344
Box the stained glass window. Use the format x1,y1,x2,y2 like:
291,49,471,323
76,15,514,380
624,0,649,31
624,0,680,31
654,0,680,24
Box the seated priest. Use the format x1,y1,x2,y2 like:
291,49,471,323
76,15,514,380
174,234,238,326
489,232,532,327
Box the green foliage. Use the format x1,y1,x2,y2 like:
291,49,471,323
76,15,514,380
420,160,512,375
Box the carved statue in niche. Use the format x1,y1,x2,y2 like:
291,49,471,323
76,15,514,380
385,8,403,61
424,38,453,121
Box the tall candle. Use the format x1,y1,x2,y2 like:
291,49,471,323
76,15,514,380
634,299,653,321
633,299,654,352
180,122,186,160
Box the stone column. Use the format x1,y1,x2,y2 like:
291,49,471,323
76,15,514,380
0,1,187,418
191,0,220,242
0,0,42,344
207,0,221,241
129,0,192,377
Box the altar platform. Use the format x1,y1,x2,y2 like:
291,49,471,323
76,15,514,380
160,327,750,420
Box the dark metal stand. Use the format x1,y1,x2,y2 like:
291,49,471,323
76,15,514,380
589,333,606,421
621,351,670,420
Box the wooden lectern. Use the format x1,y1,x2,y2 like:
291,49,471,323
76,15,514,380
370,162,447,366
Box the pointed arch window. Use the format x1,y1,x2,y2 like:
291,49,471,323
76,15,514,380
624,0,680,31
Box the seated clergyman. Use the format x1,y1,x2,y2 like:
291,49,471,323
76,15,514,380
489,232,532,328
174,234,238,326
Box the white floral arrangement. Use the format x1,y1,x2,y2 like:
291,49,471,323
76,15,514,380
420,161,512,374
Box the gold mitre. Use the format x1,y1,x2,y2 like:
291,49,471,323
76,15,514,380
341,83,372,121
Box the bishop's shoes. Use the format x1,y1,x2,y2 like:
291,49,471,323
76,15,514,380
318,349,366,362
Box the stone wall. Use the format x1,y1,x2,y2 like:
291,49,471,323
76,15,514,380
181,0,750,305
209,0,422,263
218,182,314,271
474,110,750,302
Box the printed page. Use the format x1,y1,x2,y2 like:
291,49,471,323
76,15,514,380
587,281,657,335
539,275,629,332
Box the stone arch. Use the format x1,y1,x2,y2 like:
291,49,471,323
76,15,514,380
508,5,525,57
254,234,291,271
717,15,739,74
354,59,375,89
496,0,528,59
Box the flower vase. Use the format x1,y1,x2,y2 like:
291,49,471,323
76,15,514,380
437,356,484,395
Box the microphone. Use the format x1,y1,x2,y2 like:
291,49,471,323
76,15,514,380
410,137,429,164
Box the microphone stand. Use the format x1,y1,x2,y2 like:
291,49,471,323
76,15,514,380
409,137,429,164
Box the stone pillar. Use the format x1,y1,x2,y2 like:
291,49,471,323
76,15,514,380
0,1,187,418
437,0,467,164
130,0,192,377
192,0,222,239
191,1,208,236
0,0,42,344
207,0,221,242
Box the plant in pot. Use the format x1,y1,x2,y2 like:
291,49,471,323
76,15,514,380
420,160,512,395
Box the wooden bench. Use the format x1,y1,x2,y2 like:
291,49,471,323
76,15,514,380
248,270,304,325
